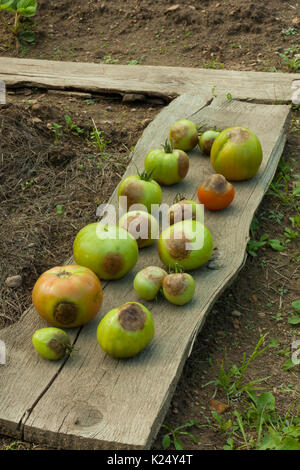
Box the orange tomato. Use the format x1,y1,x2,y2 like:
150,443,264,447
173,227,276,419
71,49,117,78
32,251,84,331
197,174,235,211
32,265,103,328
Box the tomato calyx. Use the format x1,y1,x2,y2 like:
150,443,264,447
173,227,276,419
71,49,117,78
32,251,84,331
162,138,174,154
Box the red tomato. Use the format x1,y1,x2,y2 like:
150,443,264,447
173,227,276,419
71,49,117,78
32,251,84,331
32,265,103,328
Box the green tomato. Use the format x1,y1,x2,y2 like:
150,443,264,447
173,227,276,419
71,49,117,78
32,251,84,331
32,327,72,360
118,173,162,213
162,273,195,306
199,129,220,155
73,223,139,280
118,210,159,248
169,119,198,151
158,219,213,271
144,141,189,186
167,199,203,226
133,266,167,300
97,302,155,358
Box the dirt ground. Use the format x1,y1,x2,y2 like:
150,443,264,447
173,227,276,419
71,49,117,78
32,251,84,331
0,0,299,451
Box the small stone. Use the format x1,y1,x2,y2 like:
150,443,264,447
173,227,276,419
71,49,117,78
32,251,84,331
292,17,299,25
173,407,179,414
231,310,241,317
210,399,229,414
257,312,266,318
165,5,180,13
32,117,42,123
122,93,145,103
5,275,22,288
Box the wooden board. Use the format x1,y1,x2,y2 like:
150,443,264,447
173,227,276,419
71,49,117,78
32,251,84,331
0,94,290,449
0,57,299,102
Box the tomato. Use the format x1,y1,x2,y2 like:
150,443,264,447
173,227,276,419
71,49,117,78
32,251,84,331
169,119,198,151
158,219,213,271
168,199,203,226
144,140,189,185
210,126,263,181
162,273,195,306
199,129,220,155
197,173,235,211
97,301,155,358
133,266,167,301
118,210,159,248
32,265,103,328
32,327,72,360
73,223,139,280
118,172,162,213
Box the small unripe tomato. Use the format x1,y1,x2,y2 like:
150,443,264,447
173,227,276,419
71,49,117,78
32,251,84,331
133,266,167,300
169,119,198,151
117,173,162,213
97,302,155,358
167,199,203,226
145,140,189,186
199,129,220,155
118,210,159,248
162,273,195,306
197,174,235,211
32,327,72,360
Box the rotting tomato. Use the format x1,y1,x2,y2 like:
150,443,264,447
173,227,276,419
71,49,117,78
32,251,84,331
97,301,155,358
32,265,103,328
32,327,72,360
133,266,167,301
210,126,263,181
197,173,235,211
167,199,203,226
117,171,162,213
162,272,195,306
144,140,189,185
73,223,139,280
158,219,214,271
169,119,198,151
199,129,220,155
118,210,159,248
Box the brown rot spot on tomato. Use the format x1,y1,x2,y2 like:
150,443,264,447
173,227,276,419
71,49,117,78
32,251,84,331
169,200,194,225
118,303,147,331
177,152,189,179
54,301,78,325
103,253,124,276
56,270,72,278
228,128,250,144
121,181,144,210
166,233,190,260
47,336,66,356
201,174,229,194
163,274,186,297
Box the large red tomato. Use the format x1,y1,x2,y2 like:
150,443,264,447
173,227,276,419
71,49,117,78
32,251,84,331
32,265,103,328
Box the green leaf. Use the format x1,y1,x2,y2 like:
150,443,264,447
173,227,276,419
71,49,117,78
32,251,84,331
0,0,14,10
268,239,286,251
56,204,63,215
282,359,297,371
173,435,184,450
17,30,35,44
292,181,300,196
10,0,37,17
277,436,300,450
292,300,300,313
162,434,171,449
288,316,300,325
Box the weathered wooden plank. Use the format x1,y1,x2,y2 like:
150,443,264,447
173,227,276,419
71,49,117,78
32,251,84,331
0,57,298,102
3,96,287,450
0,95,208,443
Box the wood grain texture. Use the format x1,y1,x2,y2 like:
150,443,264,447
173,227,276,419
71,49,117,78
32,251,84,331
0,94,290,450
0,57,298,102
